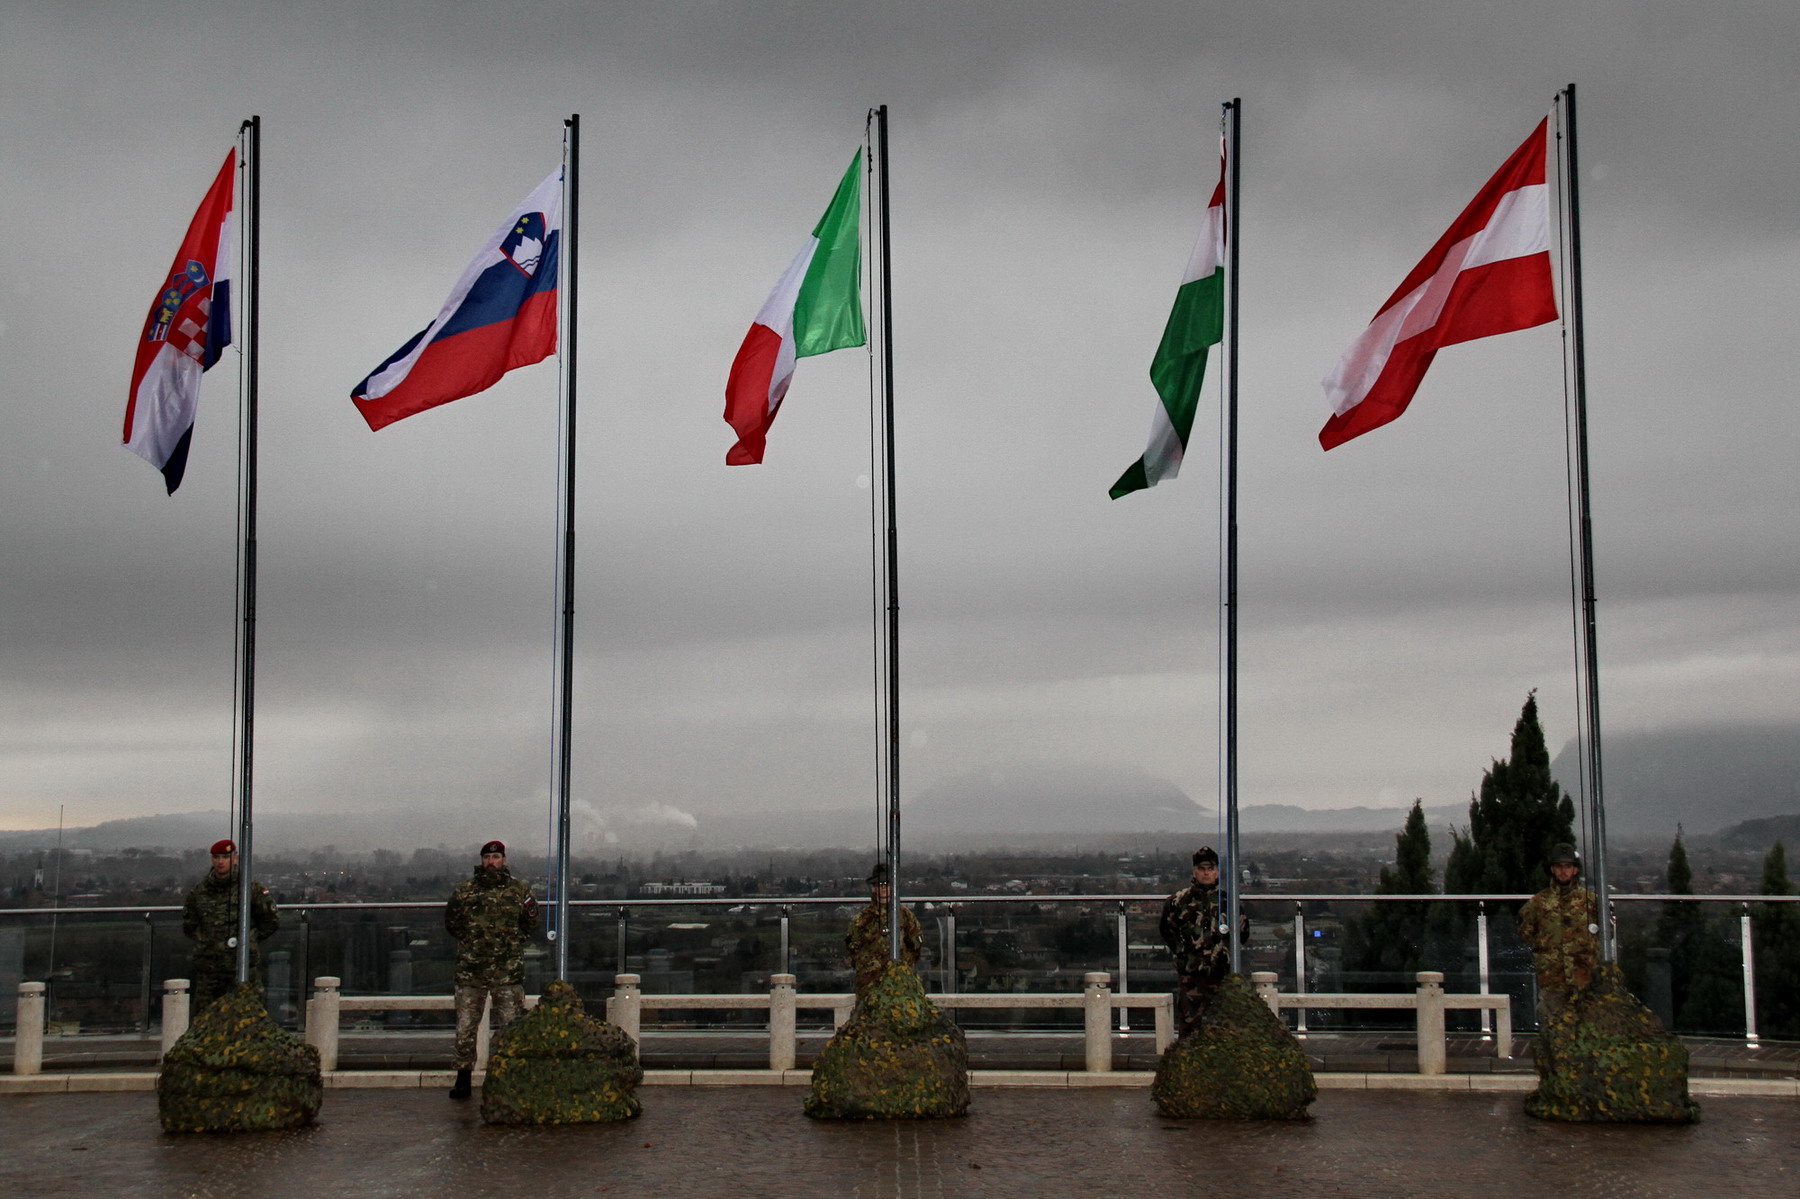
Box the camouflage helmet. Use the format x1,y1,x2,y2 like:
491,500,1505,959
867,862,890,886
1548,842,1580,866
1192,846,1219,868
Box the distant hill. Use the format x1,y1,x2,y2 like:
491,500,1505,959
904,763,1210,840
1716,813,1800,853
1551,723,1800,836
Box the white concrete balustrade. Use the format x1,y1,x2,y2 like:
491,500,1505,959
10,973,1510,1079
1250,970,1513,1074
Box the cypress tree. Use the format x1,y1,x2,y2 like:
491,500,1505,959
1345,800,1442,984
1657,831,1743,1034
1443,692,1578,896
1753,841,1800,1039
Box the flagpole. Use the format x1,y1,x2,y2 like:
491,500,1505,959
234,115,261,985
1556,84,1610,959
1222,98,1242,974
552,114,580,980
870,105,904,962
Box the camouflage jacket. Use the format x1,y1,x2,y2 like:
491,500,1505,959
1518,880,1599,991
182,870,279,969
1160,882,1234,984
445,866,540,987
846,901,924,993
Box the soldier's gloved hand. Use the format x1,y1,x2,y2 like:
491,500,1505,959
227,936,239,948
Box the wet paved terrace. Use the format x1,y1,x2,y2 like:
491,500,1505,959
3,1087,1796,1198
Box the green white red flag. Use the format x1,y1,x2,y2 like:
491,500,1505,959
1110,149,1226,499
723,152,866,465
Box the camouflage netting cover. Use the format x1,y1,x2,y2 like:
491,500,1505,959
480,979,643,1125
157,983,322,1133
1525,962,1700,1124
1153,974,1316,1120
805,962,969,1120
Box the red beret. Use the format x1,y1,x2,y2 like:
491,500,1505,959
210,839,236,855
481,840,506,855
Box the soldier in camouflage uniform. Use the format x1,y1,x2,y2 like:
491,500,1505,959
1160,846,1243,1037
1518,842,1600,1022
846,863,923,995
444,839,539,1099
182,838,280,1012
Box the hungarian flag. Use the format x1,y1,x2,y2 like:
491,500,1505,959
123,150,236,494
1111,149,1226,498
1319,119,1558,450
723,151,865,465
352,168,562,431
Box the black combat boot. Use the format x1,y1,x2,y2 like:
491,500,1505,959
449,1068,473,1099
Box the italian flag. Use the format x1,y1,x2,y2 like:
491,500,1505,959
1319,119,1557,450
724,151,866,465
1110,151,1226,499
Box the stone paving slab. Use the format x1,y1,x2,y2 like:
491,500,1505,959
2,1088,1797,1198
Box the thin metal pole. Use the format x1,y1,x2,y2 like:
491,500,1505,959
235,115,261,986
1223,97,1242,974
616,910,627,974
1559,84,1611,961
552,115,580,980
874,105,903,962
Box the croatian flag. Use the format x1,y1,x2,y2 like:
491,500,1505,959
123,150,236,494
352,168,563,431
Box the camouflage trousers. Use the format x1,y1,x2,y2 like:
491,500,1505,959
453,982,525,1070
1174,973,1224,1038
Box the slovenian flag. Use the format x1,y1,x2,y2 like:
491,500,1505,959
1319,120,1557,449
723,151,865,465
353,168,563,431
123,149,236,494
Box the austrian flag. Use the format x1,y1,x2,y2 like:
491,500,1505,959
123,150,236,493
1320,119,1558,449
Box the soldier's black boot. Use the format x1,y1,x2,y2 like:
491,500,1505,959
449,1068,473,1099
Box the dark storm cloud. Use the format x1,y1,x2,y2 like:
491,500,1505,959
3,1,1796,834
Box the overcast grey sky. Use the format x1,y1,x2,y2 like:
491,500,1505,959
3,1,1796,847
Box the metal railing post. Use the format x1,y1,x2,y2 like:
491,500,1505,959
1477,902,1492,1038
769,972,797,1071
1116,903,1130,1033
295,909,310,1038
305,976,339,1072
14,982,45,1075
160,978,190,1060
1741,905,1759,1044
1083,972,1112,1073
1292,902,1308,1034
944,909,957,994
1415,971,1446,1076
779,905,790,978
139,913,154,1035
616,910,628,974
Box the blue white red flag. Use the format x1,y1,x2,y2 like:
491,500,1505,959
352,168,563,430
124,150,236,493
